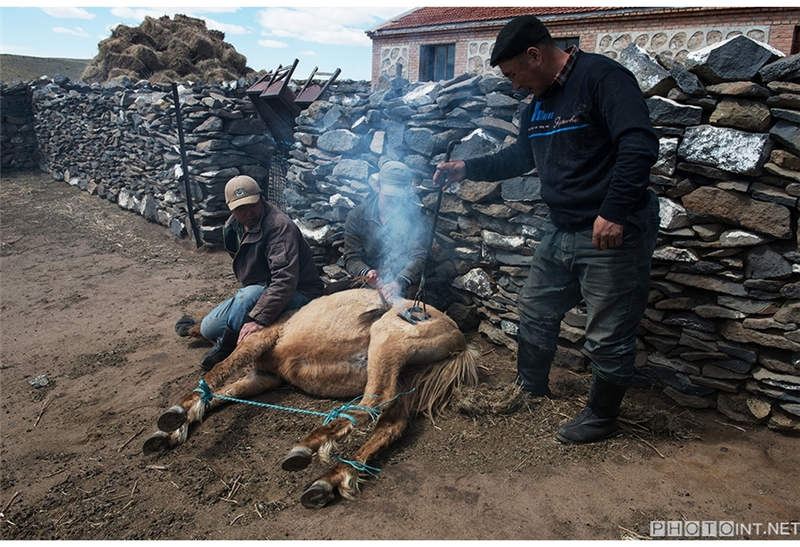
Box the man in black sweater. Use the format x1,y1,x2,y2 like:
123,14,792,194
434,15,660,444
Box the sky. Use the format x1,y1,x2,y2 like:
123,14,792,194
0,3,413,81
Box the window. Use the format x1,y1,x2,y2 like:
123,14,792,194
792,26,800,54
554,37,580,51
420,43,455,81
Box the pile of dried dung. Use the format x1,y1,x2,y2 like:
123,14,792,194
81,14,254,84
453,383,527,416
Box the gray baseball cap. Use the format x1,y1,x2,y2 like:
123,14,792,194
378,161,413,197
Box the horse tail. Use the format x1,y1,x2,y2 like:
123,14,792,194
404,341,482,421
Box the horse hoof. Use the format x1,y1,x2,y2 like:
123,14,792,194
174,315,196,337
300,480,335,509
157,406,187,432
282,446,313,471
142,431,170,454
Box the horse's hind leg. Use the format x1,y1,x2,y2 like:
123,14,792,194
282,331,407,472
301,401,410,509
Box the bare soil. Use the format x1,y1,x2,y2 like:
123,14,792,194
1,171,798,540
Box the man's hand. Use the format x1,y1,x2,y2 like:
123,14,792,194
592,216,624,250
237,321,264,344
378,280,402,302
364,269,379,288
433,160,466,188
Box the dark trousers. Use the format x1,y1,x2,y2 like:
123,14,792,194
517,191,659,386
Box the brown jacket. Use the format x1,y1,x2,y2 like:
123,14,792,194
223,200,323,326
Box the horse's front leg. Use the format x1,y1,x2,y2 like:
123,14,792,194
143,328,280,453
300,400,410,508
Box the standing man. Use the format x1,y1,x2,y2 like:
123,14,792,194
343,161,429,303
434,15,659,444
182,175,323,370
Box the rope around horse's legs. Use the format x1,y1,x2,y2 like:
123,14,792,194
193,379,414,476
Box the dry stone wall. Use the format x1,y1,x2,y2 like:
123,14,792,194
26,75,274,244
1,81,39,171
284,37,800,433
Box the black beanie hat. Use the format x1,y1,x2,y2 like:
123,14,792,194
489,14,552,66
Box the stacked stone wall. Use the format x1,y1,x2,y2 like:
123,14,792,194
1,81,39,171
286,38,800,433
25,75,275,244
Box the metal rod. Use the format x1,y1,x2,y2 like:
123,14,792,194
410,140,458,311
171,83,202,248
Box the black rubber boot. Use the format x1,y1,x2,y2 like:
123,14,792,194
174,315,196,337
200,328,237,371
556,375,627,444
516,339,554,397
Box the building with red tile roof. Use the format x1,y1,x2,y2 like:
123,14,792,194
366,7,799,84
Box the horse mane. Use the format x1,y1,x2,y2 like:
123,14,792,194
401,342,482,421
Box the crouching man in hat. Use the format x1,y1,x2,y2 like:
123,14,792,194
343,161,429,303
434,15,660,444
178,175,324,371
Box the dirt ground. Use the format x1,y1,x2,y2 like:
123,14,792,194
1,171,798,540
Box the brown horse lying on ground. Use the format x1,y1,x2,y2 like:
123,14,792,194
143,288,479,508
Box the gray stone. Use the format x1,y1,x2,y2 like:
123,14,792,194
501,177,541,202
686,35,783,83
655,297,695,310
478,320,517,349
663,372,716,397
663,312,715,332
404,127,436,155
452,129,502,161
317,129,361,154
370,131,385,155
658,197,690,230
745,245,793,280
652,138,678,177
682,187,791,239
678,125,770,176
768,410,800,433
227,118,265,135
482,230,525,251
782,282,800,299
770,120,800,157
665,272,747,296
486,92,519,109
648,352,700,375
689,375,739,393
722,322,800,352
402,81,440,107
193,116,223,132
618,44,674,97
758,52,800,82
694,305,745,320
28,374,51,388
475,116,518,138
670,64,705,97
718,230,766,247
652,246,698,263
646,97,702,126
746,380,800,404
744,317,796,331
771,108,800,124
453,268,494,299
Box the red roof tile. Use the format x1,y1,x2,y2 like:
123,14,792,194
373,7,632,32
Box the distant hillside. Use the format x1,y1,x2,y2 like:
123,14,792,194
0,54,90,83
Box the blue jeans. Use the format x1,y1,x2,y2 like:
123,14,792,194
517,191,659,385
200,285,310,341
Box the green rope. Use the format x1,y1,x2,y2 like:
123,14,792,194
193,379,416,477
194,379,414,427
